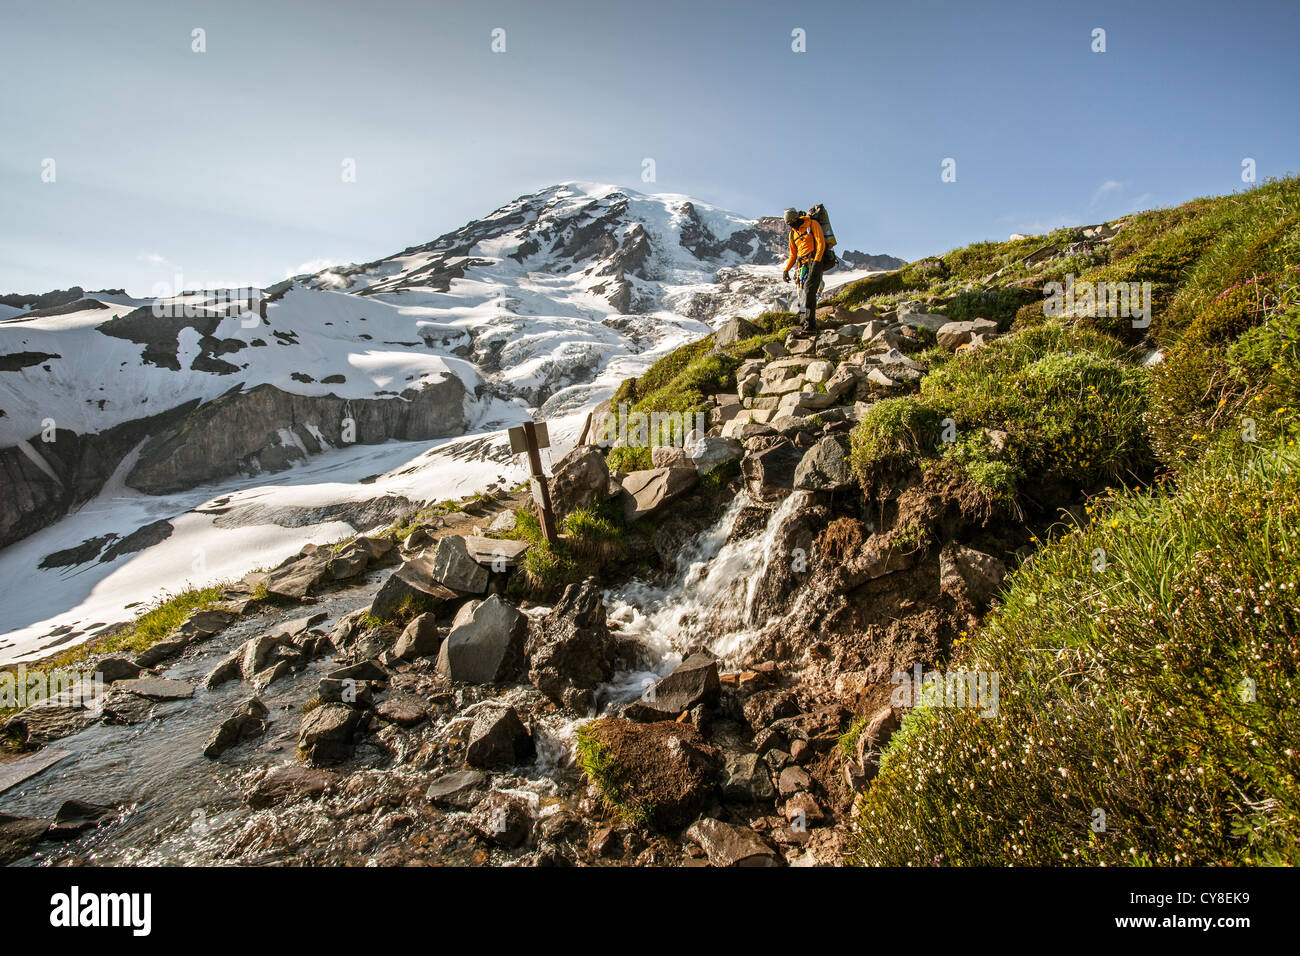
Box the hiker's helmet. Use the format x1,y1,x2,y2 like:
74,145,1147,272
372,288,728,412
783,208,800,227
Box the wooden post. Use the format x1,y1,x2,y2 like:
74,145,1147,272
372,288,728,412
521,421,559,546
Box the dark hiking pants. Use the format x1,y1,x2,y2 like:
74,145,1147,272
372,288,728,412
799,258,824,332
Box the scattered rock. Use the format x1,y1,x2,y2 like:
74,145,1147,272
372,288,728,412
431,535,490,594
685,435,743,475
618,466,699,521
468,791,533,848
465,706,535,769
463,535,530,570
685,817,781,867
549,445,611,518
45,799,115,840
93,657,142,684
488,510,518,534
263,546,332,600
0,814,51,865
370,552,459,622
713,316,759,347
651,445,690,468
777,764,812,798
437,594,528,684
246,765,340,809
936,318,999,349
426,769,487,808
939,543,1007,609
298,703,361,764
2,705,98,746
115,676,193,700
393,612,442,661
623,652,720,721
721,751,777,803
741,439,804,503
375,693,428,727
792,435,854,491
784,791,826,827
203,698,270,758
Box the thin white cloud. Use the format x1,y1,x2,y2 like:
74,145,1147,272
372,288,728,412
1091,179,1125,206
137,251,179,271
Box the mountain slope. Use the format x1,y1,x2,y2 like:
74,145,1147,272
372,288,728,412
0,182,898,662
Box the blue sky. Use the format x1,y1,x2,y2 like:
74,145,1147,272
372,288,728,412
1,0,1296,295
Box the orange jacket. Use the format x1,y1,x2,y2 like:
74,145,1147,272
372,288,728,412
782,216,825,272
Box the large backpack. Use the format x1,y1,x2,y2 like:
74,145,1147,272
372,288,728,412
806,203,838,270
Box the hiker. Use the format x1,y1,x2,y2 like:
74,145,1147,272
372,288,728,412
781,207,827,333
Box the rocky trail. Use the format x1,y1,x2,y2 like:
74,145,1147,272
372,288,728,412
1,296,1018,868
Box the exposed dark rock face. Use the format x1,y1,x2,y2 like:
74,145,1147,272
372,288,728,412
0,401,197,550
0,351,61,371
126,380,468,494
98,519,173,563
464,705,535,768
526,579,619,713
0,286,87,313
96,306,227,370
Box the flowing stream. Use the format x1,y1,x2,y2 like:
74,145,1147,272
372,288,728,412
1,492,802,864
598,491,808,707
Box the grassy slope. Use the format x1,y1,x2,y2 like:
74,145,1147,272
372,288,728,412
846,176,1300,865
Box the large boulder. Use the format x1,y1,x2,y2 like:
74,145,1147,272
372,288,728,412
685,435,743,475
203,698,269,758
741,439,804,504
370,552,459,622
793,435,854,491
436,594,527,684
393,612,442,661
939,543,1007,609
936,318,999,349
527,580,619,714
465,706,535,768
618,467,698,521
263,545,333,600
549,445,611,518
298,703,360,765
623,652,720,721
577,718,721,828
713,316,759,347
431,535,490,594
685,817,781,867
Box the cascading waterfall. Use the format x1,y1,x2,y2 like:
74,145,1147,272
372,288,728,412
599,490,809,707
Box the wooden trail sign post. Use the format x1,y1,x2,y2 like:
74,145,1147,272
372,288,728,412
508,420,558,546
